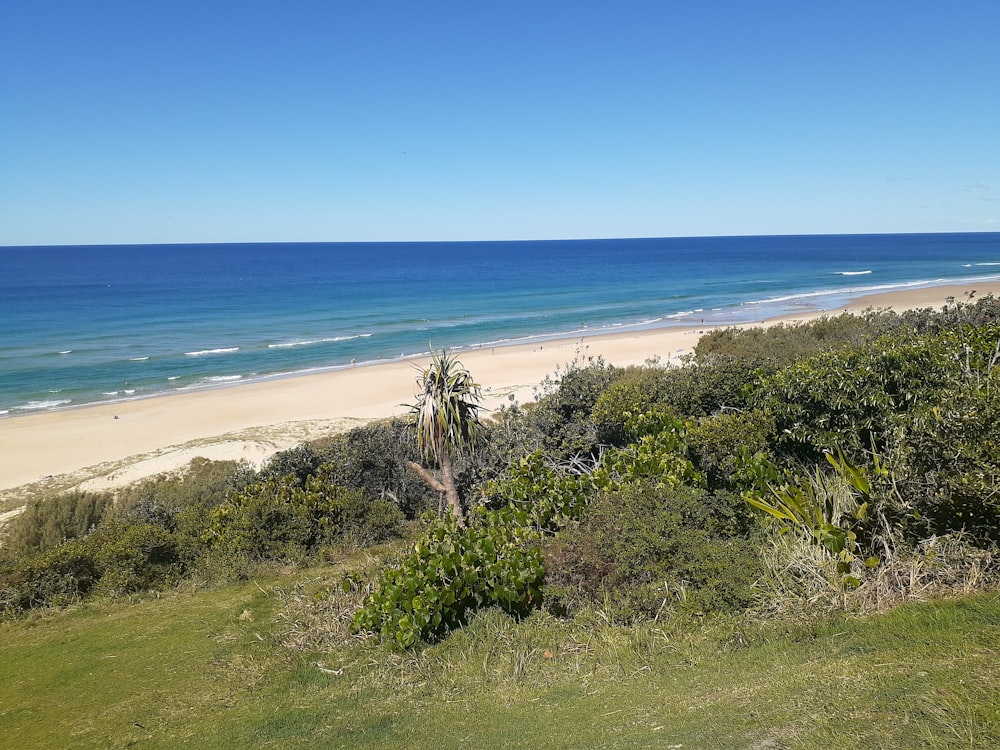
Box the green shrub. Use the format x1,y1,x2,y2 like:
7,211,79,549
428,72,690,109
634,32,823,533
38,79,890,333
694,316,874,367
314,419,435,518
4,491,112,556
542,483,762,620
890,383,1000,544
0,516,200,616
590,367,672,444
256,444,326,486
652,360,763,417
687,408,777,490
529,354,619,458
481,451,594,531
0,537,102,616
111,458,247,520
204,470,403,565
351,508,544,648
473,403,548,488
592,411,703,490
91,521,187,597
749,326,999,460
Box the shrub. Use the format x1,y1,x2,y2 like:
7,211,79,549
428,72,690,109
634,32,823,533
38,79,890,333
0,537,102,615
4,491,112,556
890,383,1000,545
592,411,703,490
528,354,619,458
0,519,193,616
111,458,247,519
692,311,934,369
483,412,702,531
256,445,325,486
542,483,762,620
652,360,762,417
749,326,996,460
315,419,435,518
351,508,544,648
481,451,594,531
204,470,403,565
90,521,187,597
687,408,777,490
590,367,672,444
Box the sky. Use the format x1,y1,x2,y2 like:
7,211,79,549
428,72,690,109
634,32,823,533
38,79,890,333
1,1,998,245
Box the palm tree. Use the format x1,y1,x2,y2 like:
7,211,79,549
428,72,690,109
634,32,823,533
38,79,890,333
406,348,483,526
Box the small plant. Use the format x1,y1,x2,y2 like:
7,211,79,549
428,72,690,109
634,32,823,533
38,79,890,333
350,508,544,648
481,451,594,531
746,450,881,593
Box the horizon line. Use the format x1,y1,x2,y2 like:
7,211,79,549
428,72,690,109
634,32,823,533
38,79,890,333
3,229,998,250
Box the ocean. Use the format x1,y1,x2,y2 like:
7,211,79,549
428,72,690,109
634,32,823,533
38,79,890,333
1,233,998,416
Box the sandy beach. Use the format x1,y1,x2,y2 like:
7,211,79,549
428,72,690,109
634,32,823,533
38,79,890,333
1,281,997,502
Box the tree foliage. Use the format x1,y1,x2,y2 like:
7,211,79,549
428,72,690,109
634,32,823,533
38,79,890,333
407,349,484,525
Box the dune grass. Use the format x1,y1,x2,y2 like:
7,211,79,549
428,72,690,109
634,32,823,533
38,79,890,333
2,570,997,749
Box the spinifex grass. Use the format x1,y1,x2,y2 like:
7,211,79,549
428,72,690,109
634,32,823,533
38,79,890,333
1,573,997,749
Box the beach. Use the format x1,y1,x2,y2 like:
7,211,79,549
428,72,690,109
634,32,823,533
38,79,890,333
1,282,997,502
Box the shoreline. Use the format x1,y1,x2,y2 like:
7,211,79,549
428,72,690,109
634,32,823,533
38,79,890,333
1,281,997,500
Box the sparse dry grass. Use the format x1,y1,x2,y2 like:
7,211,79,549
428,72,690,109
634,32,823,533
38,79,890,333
755,526,998,620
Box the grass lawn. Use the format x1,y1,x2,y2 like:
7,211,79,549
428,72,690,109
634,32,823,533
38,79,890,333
2,574,997,749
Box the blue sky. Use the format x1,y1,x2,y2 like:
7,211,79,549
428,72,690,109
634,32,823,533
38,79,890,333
2,1,998,245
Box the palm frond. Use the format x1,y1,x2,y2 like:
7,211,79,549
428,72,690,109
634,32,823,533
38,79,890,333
410,348,483,463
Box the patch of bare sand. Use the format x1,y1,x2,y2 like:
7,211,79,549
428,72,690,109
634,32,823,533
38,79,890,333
0,418,368,520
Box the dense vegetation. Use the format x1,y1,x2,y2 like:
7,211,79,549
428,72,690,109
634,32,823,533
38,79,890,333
2,296,998,653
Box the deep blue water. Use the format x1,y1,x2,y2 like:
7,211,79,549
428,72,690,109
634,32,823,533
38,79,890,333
1,233,998,415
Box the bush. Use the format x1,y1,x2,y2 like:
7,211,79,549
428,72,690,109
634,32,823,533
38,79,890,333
204,469,403,565
749,326,1000,460
481,451,595,531
593,411,703,490
0,519,194,616
0,537,102,615
889,383,1000,545
528,354,619,458
111,458,247,520
483,412,702,531
91,521,187,597
314,419,435,518
542,483,762,620
4,491,112,557
694,315,877,368
256,445,326,486
351,508,544,648
647,360,761,418
590,367,673,444
687,408,777,490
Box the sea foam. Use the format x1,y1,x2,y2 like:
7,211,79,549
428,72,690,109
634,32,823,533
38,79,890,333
186,347,240,357
267,333,372,349
16,399,72,411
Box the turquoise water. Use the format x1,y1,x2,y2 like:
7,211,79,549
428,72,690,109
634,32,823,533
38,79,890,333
1,233,998,415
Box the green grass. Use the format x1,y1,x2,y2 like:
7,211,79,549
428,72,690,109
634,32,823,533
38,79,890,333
2,574,997,749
